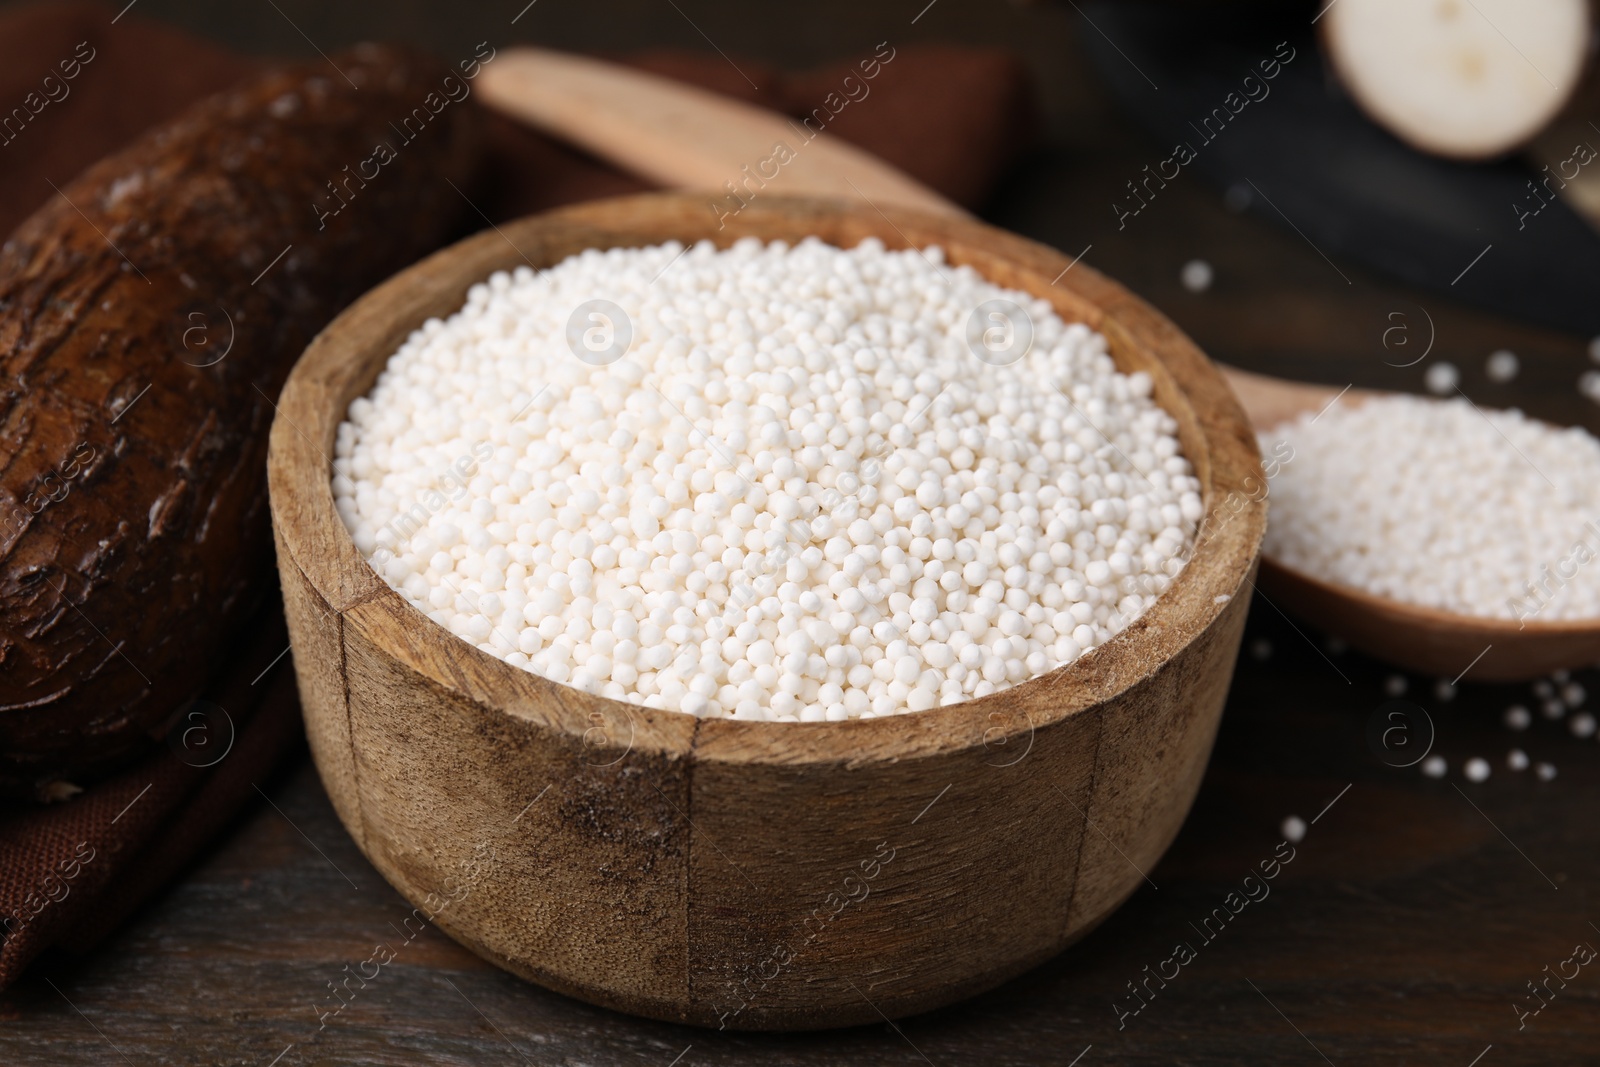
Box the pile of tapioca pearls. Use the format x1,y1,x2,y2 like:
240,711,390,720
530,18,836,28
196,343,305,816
335,237,1203,722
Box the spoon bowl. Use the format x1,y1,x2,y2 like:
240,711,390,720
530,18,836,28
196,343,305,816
1225,365,1600,682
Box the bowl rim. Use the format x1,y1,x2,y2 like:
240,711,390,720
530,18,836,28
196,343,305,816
267,192,1266,767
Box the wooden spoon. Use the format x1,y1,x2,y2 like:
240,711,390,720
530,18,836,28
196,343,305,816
478,47,1600,682
1225,368,1600,682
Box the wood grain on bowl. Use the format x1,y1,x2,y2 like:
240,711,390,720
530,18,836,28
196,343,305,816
266,193,1266,1029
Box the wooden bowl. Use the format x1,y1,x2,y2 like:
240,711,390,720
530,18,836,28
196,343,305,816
267,193,1266,1030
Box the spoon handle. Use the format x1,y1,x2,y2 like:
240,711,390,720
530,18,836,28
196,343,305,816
475,47,964,219
1218,366,1354,434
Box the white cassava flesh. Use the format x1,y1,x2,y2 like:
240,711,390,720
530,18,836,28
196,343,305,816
1323,0,1589,159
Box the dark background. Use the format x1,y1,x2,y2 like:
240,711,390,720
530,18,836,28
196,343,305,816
3,1,1599,1065
64,0,1598,429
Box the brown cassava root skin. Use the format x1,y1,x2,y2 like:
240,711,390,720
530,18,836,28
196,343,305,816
0,44,481,795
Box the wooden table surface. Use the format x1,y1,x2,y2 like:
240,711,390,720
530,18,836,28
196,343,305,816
4,1,1599,1064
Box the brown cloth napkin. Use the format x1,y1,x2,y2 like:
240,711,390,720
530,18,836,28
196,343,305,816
0,0,1034,989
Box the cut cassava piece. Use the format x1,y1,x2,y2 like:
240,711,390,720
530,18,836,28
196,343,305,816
267,192,1266,1029
1322,0,1590,159
0,45,482,796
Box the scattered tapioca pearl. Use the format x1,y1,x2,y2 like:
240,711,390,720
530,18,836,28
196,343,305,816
1180,259,1213,293
1507,748,1530,771
1553,668,1570,682
334,237,1200,722
1582,370,1600,404
1464,757,1491,782
1534,679,1555,698
1503,705,1532,730
1562,682,1586,707
1435,679,1456,702
1384,674,1407,696
1543,699,1567,720
1486,349,1519,382
1421,754,1447,778
1424,361,1459,394
1569,711,1597,738
1250,638,1272,661
1536,761,1558,781
1281,815,1307,843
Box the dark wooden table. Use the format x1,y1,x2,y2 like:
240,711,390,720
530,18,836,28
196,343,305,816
4,1,1599,1063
